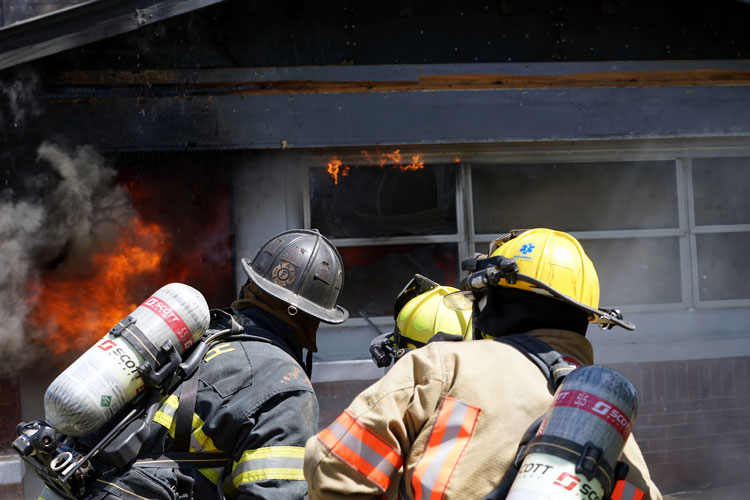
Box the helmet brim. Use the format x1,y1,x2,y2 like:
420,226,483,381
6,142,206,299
241,258,349,324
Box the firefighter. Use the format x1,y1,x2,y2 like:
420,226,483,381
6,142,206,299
64,229,348,500
303,228,662,500
369,274,473,368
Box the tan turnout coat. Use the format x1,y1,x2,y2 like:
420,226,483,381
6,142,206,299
304,329,662,500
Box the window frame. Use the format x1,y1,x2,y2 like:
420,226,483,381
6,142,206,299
303,157,471,327
304,143,750,324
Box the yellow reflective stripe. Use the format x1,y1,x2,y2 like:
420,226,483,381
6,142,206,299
153,411,172,429
151,397,220,455
149,395,231,494
163,394,179,408
235,446,305,466
197,468,240,500
153,394,179,430
194,424,219,452
234,468,305,484
199,467,221,484
232,446,305,486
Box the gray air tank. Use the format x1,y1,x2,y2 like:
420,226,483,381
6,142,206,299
507,365,638,500
44,283,209,437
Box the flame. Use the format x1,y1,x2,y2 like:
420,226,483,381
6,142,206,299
326,157,350,186
326,149,429,184
27,217,168,355
398,154,424,171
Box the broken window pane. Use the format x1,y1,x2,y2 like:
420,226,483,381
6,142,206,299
310,163,457,238
338,243,458,317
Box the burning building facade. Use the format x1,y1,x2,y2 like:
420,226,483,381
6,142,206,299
1,0,750,498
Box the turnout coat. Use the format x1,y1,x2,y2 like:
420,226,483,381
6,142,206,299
304,329,662,500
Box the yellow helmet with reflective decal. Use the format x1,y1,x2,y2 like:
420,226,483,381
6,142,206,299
489,228,600,313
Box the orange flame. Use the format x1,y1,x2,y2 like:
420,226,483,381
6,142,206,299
398,154,424,171
27,217,168,355
326,157,351,186
327,149,429,184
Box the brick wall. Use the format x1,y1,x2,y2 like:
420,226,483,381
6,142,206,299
314,356,750,496
0,375,22,500
608,356,750,494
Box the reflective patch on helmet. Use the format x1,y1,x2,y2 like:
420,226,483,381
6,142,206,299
520,243,536,255
271,261,297,286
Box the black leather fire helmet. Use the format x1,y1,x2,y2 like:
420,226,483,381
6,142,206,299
241,229,349,324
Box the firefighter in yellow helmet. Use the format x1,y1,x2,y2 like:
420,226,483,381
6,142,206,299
369,274,472,367
304,228,662,500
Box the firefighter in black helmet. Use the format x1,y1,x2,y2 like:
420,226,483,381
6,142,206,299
58,229,348,500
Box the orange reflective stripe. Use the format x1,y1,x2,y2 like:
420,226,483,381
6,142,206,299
411,397,481,500
317,410,403,491
612,479,646,500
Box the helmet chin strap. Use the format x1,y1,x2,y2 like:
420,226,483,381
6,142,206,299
461,261,636,331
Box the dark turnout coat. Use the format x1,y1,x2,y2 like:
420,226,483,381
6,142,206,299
47,306,319,500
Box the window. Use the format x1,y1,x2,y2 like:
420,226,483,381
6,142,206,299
691,157,750,304
471,160,683,308
307,160,463,317
307,150,750,321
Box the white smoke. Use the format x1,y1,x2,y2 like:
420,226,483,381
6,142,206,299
0,142,134,372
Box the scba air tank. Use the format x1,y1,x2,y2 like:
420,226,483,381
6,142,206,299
44,283,210,437
507,365,638,500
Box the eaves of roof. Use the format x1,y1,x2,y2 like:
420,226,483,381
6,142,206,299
0,0,227,71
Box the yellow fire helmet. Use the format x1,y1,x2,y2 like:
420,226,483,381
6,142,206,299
466,228,633,330
395,285,473,350
489,228,600,312
370,280,473,367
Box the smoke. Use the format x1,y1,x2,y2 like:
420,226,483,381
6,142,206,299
0,142,134,372
0,72,41,131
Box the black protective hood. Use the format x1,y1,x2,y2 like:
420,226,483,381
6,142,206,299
474,287,589,339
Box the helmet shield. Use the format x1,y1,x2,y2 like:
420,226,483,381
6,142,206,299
242,229,349,324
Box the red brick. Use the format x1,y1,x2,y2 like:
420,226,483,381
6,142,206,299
665,419,740,438
685,408,722,423
639,364,655,404
635,425,669,440
641,450,667,465
663,361,678,402
675,362,690,401
648,412,688,426
652,363,667,405
687,361,701,400
0,484,21,500
733,358,747,398
708,358,722,399
721,362,734,398
638,401,665,416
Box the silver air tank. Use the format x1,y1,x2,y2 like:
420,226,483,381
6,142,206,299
507,365,638,500
44,283,210,437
